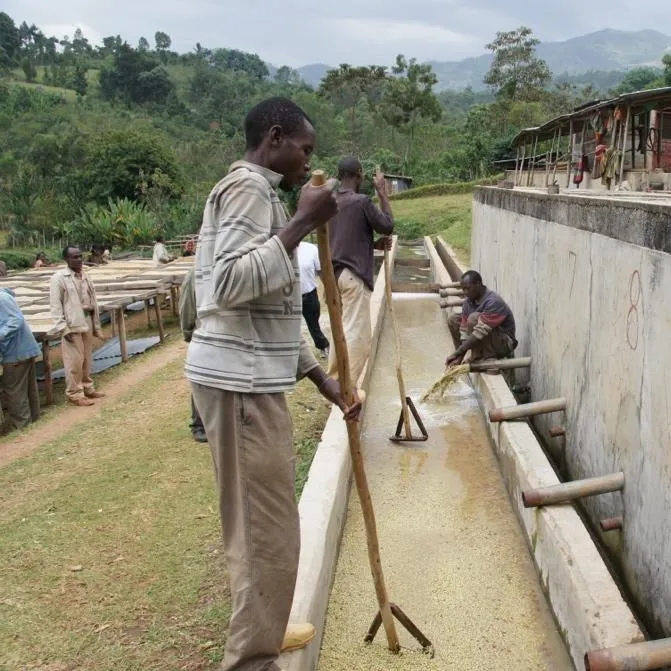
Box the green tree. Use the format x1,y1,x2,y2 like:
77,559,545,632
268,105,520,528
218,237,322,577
484,26,551,102
21,56,37,82
274,65,301,86
138,36,150,52
211,48,268,80
663,54,671,87
612,67,663,94
381,55,441,160
319,64,388,147
72,64,88,96
100,44,173,104
0,12,19,62
154,31,171,63
85,128,183,203
72,28,91,57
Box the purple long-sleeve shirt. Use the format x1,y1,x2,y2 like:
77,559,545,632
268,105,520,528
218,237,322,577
329,188,394,291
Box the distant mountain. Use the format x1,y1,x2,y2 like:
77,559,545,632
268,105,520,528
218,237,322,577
292,29,671,91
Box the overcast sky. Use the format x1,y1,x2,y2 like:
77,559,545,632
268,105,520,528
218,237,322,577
4,0,669,68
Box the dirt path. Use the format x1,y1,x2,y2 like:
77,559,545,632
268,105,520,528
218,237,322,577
0,337,186,469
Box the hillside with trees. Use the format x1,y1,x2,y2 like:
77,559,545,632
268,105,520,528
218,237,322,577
1,12,670,262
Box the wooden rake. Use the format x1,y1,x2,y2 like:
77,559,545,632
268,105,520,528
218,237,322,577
382,245,428,443
310,170,433,657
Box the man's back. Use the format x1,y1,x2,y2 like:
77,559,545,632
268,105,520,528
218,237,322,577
329,189,393,291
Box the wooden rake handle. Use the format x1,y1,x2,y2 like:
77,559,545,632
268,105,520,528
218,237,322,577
309,169,400,652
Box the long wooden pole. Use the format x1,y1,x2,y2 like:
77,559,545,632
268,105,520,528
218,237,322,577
383,247,411,439
311,170,400,652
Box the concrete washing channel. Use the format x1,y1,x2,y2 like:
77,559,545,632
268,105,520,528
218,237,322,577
280,236,643,671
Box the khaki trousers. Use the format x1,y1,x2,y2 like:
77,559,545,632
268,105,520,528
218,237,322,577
327,268,372,385
0,358,40,429
61,320,95,400
191,383,299,671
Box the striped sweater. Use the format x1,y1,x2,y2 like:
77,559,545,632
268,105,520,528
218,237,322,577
185,161,319,393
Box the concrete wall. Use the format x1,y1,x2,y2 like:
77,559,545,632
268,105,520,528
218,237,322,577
471,188,671,638
431,236,643,668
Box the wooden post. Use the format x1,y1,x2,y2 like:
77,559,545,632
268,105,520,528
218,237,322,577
42,338,53,406
311,170,400,653
566,120,574,188
619,106,631,187
527,135,539,187
170,286,179,318
383,248,411,439
513,145,520,186
153,295,165,341
117,307,128,362
144,300,151,328
110,310,116,337
518,142,526,186
551,127,562,185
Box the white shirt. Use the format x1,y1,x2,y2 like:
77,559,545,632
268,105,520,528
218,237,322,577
152,242,169,267
297,241,320,295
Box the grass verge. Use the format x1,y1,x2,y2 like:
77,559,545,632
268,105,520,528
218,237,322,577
392,192,472,263
0,344,331,669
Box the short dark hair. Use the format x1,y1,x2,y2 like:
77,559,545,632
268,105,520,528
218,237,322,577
337,156,362,180
155,235,164,243
244,97,313,150
461,270,483,285
62,245,79,259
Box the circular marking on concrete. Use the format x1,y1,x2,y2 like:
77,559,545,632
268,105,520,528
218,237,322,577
629,270,641,307
626,305,639,350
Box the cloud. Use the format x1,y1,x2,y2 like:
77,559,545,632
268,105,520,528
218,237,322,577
2,0,669,67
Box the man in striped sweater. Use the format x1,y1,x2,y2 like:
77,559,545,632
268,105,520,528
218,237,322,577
185,98,361,671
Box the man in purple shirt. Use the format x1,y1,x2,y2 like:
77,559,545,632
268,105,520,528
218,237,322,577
327,158,394,383
446,270,517,367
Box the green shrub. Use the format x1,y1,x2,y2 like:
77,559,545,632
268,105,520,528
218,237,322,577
389,174,504,201
71,198,159,248
392,218,425,240
0,250,38,270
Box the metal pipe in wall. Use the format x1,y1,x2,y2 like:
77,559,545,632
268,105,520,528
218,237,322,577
522,472,624,508
439,299,464,309
600,516,623,532
489,397,566,422
585,638,671,671
469,357,531,372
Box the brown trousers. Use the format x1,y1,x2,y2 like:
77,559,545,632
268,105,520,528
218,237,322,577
0,358,40,430
191,383,299,671
448,311,515,361
61,320,95,400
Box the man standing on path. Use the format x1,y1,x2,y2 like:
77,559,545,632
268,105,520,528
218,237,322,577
327,158,394,384
49,246,105,407
0,288,41,430
178,265,207,443
297,240,329,358
186,97,361,671
446,270,517,367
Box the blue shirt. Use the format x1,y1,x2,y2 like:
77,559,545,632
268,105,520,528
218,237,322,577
0,288,40,364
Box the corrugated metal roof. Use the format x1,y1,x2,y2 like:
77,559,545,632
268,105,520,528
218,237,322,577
512,86,671,147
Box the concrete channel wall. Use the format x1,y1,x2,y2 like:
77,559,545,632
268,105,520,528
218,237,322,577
470,188,671,640
280,241,398,671
430,235,644,669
